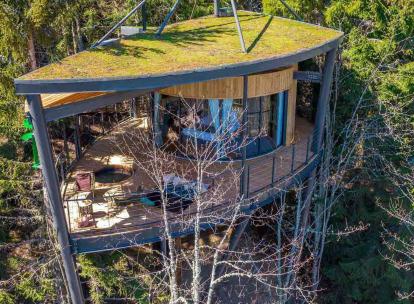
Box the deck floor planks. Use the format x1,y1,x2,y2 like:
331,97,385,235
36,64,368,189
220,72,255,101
64,116,314,239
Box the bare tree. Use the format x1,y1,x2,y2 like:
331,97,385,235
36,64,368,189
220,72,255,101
97,95,316,303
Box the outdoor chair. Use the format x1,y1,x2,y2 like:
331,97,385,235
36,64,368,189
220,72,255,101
75,172,95,197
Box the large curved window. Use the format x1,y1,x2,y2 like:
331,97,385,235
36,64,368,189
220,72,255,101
155,92,288,160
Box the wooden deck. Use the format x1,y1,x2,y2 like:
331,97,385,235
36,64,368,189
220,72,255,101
63,116,315,239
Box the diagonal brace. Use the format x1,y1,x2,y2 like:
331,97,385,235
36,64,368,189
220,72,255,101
92,0,147,48
156,0,182,37
279,0,303,21
230,0,247,53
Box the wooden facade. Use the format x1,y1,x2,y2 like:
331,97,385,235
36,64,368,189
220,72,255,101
160,67,294,99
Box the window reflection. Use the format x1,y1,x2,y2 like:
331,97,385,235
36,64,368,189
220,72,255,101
157,92,288,160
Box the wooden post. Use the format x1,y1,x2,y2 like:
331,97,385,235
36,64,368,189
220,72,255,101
27,95,84,304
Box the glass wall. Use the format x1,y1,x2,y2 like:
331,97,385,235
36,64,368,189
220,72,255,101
157,91,288,160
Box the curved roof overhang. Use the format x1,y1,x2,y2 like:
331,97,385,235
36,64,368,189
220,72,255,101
15,37,341,95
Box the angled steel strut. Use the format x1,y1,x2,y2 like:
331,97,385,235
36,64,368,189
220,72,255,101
230,0,247,53
279,0,303,21
92,0,147,48
156,0,182,36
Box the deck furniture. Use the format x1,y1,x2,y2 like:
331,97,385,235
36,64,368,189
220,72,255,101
76,199,95,228
75,172,95,198
103,187,126,210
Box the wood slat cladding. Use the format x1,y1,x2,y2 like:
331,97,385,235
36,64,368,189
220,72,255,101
160,67,295,99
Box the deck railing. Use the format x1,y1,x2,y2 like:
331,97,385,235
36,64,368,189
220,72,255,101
64,131,318,235
246,132,316,197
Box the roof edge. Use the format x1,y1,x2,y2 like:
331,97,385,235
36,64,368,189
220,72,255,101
15,35,343,95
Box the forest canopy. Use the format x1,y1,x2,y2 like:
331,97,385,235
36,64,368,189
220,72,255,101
0,0,413,303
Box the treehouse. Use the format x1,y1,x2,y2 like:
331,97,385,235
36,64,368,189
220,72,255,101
15,6,342,304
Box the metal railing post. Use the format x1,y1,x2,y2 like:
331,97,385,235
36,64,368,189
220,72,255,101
271,155,276,185
246,165,250,198
291,144,296,173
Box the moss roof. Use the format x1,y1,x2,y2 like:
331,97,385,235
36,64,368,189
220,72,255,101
19,11,342,81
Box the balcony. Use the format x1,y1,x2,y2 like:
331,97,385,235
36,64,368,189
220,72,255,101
60,115,318,253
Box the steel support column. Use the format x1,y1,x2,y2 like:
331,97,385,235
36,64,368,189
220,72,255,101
314,48,337,152
73,115,82,160
240,75,248,197
142,1,147,31
214,0,220,17
27,95,84,304
216,216,250,278
153,92,163,147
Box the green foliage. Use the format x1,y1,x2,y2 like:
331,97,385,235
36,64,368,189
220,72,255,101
79,253,150,304
321,183,413,304
0,290,15,304
263,0,414,302
15,275,56,303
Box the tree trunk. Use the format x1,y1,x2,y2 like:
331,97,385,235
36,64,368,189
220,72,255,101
75,17,84,51
27,29,37,70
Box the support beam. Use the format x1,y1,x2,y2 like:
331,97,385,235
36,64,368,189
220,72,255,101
92,0,147,48
153,92,163,147
73,115,82,160
293,71,322,83
240,75,248,197
156,0,181,36
216,217,250,278
27,95,84,304
313,48,337,152
44,89,150,122
229,0,247,53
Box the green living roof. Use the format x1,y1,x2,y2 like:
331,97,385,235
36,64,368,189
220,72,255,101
19,11,343,81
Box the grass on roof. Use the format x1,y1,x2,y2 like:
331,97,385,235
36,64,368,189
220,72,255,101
20,11,342,81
